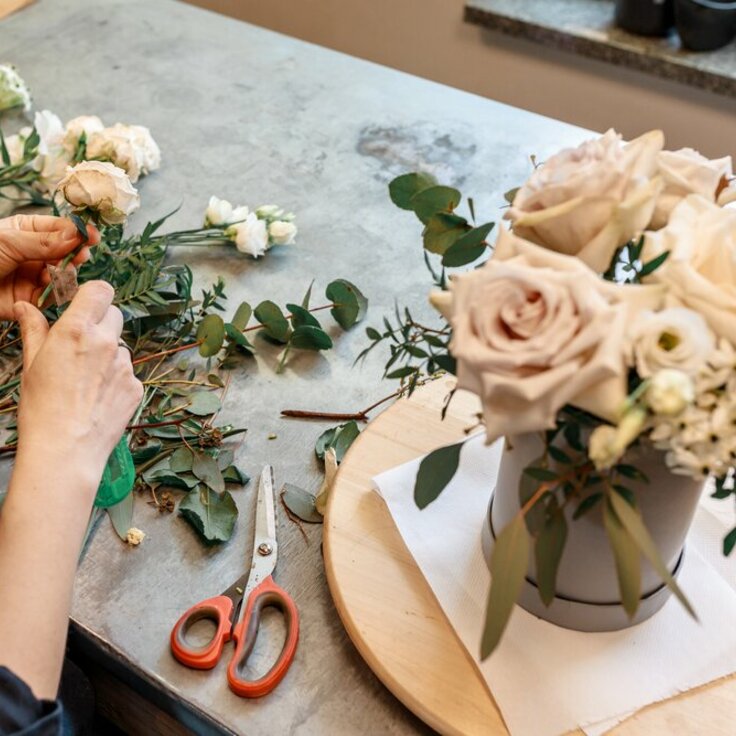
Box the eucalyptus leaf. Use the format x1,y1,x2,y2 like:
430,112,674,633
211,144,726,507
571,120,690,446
281,483,323,523
231,301,252,331
325,279,368,329
187,390,222,417
289,325,333,351
179,487,238,544
315,421,360,463
169,447,194,473
223,465,249,485
192,451,225,493
441,222,493,267
254,300,291,343
131,441,163,464
534,502,567,606
196,314,225,357
388,172,438,210
481,515,530,659
609,490,696,619
286,304,321,329
414,440,464,509
410,185,461,224
422,213,468,255
603,499,641,618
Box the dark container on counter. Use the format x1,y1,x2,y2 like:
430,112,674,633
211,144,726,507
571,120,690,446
615,0,675,36
675,0,736,51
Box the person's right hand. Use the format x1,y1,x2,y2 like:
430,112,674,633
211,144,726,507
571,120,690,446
13,281,143,495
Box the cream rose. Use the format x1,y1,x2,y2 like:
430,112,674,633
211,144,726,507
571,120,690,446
643,194,736,344
268,220,297,245
63,115,104,149
651,148,732,228
444,230,665,442
86,125,142,182
628,307,714,378
57,161,140,225
506,129,663,273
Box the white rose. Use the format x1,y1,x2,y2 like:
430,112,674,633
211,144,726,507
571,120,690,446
628,307,714,378
33,110,64,156
30,111,72,193
0,64,31,111
227,213,269,257
643,195,736,344
127,124,161,174
204,196,233,227
56,161,140,225
63,115,104,149
506,129,664,273
651,148,732,228
646,369,695,417
268,220,297,245
86,125,142,182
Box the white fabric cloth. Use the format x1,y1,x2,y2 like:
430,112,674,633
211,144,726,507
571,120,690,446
373,434,736,736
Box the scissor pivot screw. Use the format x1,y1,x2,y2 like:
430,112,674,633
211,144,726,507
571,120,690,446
258,542,273,556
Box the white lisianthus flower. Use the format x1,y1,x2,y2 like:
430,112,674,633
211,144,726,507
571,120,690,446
63,115,104,149
268,220,297,245
30,111,73,193
33,110,65,156
3,134,25,166
0,65,31,111
227,213,269,258
646,369,695,416
57,161,140,225
204,196,233,227
506,129,664,272
256,204,282,219
651,148,732,228
629,307,714,378
127,124,161,174
230,205,250,223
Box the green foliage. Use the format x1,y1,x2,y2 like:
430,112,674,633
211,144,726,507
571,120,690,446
388,172,438,210
602,236,670,284
281,483,323,524
325,279,368,329
179,486,239,544
414,440,464,509
481,515,530,659
315,421,361,463
603,498,641,617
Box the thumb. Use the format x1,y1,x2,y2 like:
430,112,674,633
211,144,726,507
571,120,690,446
14,302,49,372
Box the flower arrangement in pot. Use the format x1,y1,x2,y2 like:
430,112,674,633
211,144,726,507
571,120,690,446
364,129,736,657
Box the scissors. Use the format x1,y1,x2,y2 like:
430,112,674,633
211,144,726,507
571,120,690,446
170,465,299,697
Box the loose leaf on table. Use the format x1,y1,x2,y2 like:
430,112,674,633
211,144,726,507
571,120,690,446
410,185,462,224
192,451,225,493
223,465,249,485
196,314,225,357
609,490,697,620
187,390,222,416
603,498,641,618
325,279,368,330
388,172,438,210
534,500,567,607
481,514,530,659
315,421,361,463
169,447,194,473
107,492,135,542
422,212,468,255
281,483,323,524
724,526,736,556
441,222,494,267
254,300,292,343
289,325,333,351
414,440,464,509
131,440,163,464
179,486,238,544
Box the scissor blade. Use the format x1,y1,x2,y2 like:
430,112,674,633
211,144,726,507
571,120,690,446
256,464,277,544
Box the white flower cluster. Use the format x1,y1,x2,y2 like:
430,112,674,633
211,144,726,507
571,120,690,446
649,340,736,479
0,64,31,112
4,110,160,194
204,196,297,258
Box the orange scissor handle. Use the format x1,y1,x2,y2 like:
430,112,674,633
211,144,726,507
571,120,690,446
170,595,234,670
226,576,299,697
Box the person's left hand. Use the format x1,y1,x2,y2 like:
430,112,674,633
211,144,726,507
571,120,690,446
0,214,100,318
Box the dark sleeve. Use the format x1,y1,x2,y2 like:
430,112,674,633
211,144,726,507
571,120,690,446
0,667,63,736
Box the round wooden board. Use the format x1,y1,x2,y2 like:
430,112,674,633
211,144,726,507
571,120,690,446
323,377,736,736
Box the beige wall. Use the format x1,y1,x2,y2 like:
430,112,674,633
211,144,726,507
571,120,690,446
186,0,736,157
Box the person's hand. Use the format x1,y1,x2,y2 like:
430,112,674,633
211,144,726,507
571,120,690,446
13,281,143,494
0,214,100,318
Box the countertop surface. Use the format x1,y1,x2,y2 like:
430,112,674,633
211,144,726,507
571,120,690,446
1,0,592,733
465,0,736,98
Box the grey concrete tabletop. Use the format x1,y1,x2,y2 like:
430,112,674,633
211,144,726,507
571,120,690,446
1,0,592,734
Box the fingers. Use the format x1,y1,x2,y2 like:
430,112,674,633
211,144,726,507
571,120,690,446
98,304,124,340
63,281,114,324
0,216,99,266
14,301,49,372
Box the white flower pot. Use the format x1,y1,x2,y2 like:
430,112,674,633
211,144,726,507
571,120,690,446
481,433,704,631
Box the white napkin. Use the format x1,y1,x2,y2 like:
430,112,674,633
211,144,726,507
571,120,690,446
373,434,736,736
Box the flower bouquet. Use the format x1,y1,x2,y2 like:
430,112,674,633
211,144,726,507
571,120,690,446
366,129,736,657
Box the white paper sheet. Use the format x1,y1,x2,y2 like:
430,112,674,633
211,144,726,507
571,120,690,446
373,435,736,736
